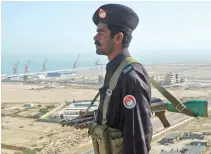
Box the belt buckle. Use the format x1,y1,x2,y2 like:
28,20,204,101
102,119,107,125
106,89,112,96
176,103,186,112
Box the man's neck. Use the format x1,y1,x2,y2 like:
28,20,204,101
108,48,128,61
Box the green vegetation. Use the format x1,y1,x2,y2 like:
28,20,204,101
13,152,22,154
23,149,36,154
30,114,43,119
31,105,56,119
39,108,48,114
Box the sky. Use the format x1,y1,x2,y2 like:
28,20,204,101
1,1,211,73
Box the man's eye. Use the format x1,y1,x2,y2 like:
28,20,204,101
99,32,104,35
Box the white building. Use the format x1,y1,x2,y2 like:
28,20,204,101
175,73,180,83
152,75,161,82
164,72,176,85
180,77,187,83
164,72,187,85
1,74,7,80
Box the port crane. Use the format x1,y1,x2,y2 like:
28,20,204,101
42,58,48,72
13,61,20,75
24,60,31,73
72,55,80,69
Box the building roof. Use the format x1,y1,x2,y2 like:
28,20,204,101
163,133,180,140
191,141,208,145
160,152,181,154
183,145,206,154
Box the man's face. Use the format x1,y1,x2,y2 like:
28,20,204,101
93,23,114,56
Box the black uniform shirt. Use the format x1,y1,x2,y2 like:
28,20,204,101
96,50,153,154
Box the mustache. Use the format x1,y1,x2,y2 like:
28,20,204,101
95,41,102,46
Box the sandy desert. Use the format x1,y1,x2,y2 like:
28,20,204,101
1,64,211,154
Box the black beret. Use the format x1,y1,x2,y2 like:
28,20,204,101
92,4,139,31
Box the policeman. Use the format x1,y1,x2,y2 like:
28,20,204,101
91,3,152,154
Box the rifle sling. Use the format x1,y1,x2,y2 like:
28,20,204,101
86,91,100,111
102,57,137,125
150,78,197,117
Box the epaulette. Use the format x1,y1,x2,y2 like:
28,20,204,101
123,64,133,74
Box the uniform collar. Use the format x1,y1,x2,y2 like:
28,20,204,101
106,50,130,76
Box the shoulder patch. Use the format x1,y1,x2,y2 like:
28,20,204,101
123,65,133,74
123,95,136,109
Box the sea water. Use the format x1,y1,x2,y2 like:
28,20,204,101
1,52,211,75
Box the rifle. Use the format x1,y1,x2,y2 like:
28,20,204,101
60,98,208,128
60,110,97,127
60,92,99,127
60,68,208,128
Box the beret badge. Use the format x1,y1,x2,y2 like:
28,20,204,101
98,8,107,19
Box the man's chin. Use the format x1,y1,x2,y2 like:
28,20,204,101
96,50,106,55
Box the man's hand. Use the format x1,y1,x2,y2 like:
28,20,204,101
79,109,88,116
74,123,89,130
74,109,89,129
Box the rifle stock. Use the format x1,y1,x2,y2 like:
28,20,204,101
166,99,208,117
151,98,208,128
155,111,170,128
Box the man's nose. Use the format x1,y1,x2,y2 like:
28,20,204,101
94,33,100,41
93,34,97,41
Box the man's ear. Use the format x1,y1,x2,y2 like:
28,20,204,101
114,32,124,44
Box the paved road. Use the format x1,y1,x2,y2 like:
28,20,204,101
83,100,211,154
